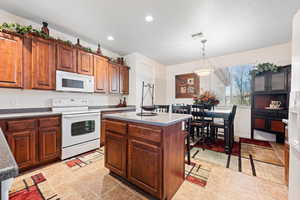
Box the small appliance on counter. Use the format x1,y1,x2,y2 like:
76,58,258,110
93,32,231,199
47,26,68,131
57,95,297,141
52,98,100,160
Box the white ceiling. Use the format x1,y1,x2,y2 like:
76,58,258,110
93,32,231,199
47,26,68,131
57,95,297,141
1,0,300,65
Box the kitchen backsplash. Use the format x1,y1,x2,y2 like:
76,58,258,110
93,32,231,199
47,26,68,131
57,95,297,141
0,88,123,109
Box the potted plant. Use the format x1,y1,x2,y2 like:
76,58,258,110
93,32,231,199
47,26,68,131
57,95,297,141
193,91,219,109
250,62,279,75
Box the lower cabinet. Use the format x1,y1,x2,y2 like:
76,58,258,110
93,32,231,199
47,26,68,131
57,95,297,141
128,139,161,197
3,116,61,171
7,130,36,169
105,131,127,177
39,126,61,162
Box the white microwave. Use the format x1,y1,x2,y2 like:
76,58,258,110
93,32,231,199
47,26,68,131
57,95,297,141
56,70,94,93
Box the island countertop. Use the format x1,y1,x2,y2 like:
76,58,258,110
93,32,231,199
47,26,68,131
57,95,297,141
0,128,18,182
103,111,192,126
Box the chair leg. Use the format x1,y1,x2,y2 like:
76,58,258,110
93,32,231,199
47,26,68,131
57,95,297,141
187,134,191,165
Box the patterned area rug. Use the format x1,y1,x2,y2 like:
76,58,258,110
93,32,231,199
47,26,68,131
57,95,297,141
185,160,211,187
9,173,60,200
191,138,285,185
65,148,104,170
240,138,283,166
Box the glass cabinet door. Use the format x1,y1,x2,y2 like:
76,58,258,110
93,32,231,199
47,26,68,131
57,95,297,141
270,72,285,91
254,76,266,92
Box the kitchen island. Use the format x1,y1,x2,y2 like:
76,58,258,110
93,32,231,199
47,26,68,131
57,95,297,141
103,112,191,200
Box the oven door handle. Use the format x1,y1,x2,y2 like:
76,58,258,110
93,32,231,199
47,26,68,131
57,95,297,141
63,113,100,118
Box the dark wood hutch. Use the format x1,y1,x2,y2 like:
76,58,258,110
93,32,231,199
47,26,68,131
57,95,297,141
251,65,291,143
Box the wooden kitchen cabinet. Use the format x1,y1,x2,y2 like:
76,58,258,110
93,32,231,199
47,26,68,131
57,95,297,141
120,66,129,94
39,126,61,162
31,37,56,90
7,130,36,169
6,119,37,169
108,63,120,94
2,116,61,171
56,43,77,72
94,55,108,93
77,49,94,76
128,138,161,197
105,130,127,177
0,32,23,88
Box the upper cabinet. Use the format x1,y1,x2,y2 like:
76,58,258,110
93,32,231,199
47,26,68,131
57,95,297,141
109,63,120,94
120,66,129,95
56,43,77,73
31,37,56,90
0,31,130,94
94,55,108,93
252,66,290,93
0,32,23,88
77,50,94,76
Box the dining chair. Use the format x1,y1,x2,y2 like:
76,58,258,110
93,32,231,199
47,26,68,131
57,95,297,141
210,105,237,144
171,105,192,165
155,105,170,113
190,105,211,144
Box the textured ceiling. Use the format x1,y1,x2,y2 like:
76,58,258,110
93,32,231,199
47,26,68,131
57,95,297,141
0,0,299,65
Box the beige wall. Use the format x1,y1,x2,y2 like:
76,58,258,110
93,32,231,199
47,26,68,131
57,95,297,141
165,43,292,140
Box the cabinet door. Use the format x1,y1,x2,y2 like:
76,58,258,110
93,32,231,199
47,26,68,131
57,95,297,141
31,37,56,90
270,120,285,133
56,44,77,72
0,32,23,88
94,56,108,93
77,50,94,76
253,76,266,92
254,117,266,129
7,130,36,169
120,66,129,94
39,127,61,162
105,131,127,177
128,139,161,198
108,64,120,94
270,72,286,91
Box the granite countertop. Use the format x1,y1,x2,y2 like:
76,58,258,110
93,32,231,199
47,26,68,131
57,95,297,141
0,128,18,181
103,111,192,126
0,106,136,119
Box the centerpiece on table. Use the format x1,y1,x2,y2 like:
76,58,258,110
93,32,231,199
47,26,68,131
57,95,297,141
193,91,219,110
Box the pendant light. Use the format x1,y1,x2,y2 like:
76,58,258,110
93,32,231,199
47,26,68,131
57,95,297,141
194,39,213,76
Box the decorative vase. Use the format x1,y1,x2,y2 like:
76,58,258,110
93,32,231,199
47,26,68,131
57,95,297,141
96,43,102,55
41,22,49,35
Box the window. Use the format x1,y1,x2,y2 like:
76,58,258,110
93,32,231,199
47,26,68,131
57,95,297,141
211,64,253,106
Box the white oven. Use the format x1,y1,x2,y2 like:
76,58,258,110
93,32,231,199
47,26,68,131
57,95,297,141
61,112,100,160
56,70,94,93
52,98,100,160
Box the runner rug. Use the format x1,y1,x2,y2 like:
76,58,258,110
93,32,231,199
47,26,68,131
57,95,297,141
65,147,104,170
9,173,60,200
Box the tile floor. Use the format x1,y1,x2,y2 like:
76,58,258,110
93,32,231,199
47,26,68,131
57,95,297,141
13,153,288,200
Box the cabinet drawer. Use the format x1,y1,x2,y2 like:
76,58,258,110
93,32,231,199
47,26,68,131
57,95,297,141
105,120,127,135
39,117,60,128
128,125,161,143
7,119,36,132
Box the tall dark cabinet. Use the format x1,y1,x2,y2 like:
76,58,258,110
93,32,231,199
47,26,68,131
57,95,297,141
251,65,291,143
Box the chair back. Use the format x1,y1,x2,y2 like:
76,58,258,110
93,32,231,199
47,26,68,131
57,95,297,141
172,105,190,114
190,105,206,121
155,105,169,113
229,105,237,123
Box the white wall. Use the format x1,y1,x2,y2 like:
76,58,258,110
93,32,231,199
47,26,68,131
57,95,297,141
289,8,300,200
125,53,167,111
165,43,292,140
0,9,124,108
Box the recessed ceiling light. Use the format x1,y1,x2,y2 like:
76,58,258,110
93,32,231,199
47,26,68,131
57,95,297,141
145,15,154,22
107,36,114,41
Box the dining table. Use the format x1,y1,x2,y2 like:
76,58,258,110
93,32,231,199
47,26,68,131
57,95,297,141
203,109,233,154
